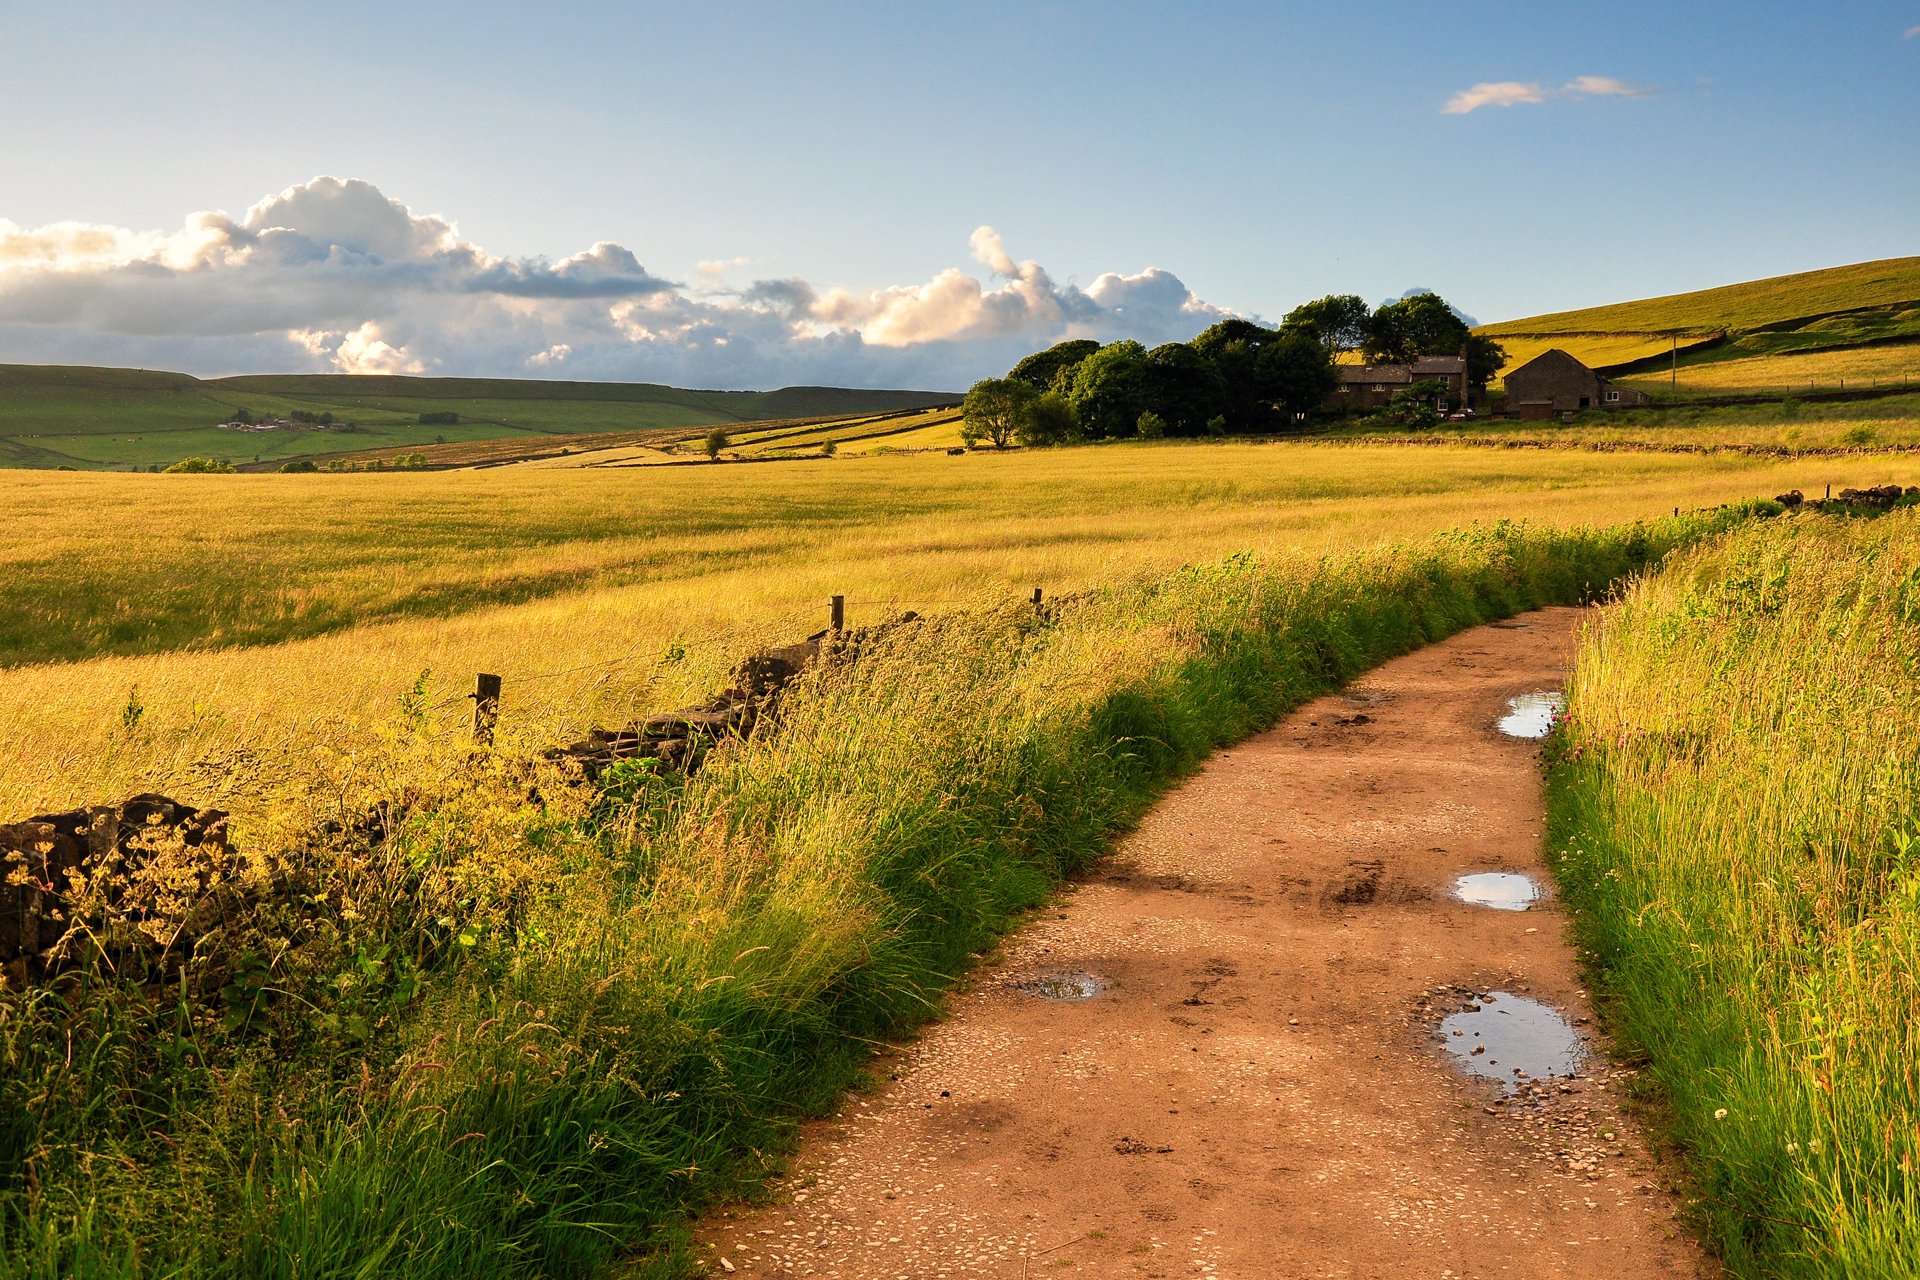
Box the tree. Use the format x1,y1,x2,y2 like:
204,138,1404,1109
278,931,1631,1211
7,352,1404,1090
1135,410,1168,439
1363,292,1470,365
1255,329,1339,422
163,457,235,474
1144,343,1228,436
703,427,731,460
1008,339,1101,393
1064,341,1153,439
1015,391,1079,447
1463,333,1508,399
961,377,1036,449
278,459,318,473
1282,294,1370,353
1189,319,1282,431
230,407,253,424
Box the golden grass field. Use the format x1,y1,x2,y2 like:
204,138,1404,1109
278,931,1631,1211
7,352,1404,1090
1617,342,1920,398
0,441,1905,828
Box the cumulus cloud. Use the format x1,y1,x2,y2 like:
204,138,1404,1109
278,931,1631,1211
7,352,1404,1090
1444,75,1649,114
0,177,1229,389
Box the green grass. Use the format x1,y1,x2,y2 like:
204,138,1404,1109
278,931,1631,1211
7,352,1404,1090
0,365,957,471
1480,257,1920,338
0,510,1748,1278
1548,509,1920,1277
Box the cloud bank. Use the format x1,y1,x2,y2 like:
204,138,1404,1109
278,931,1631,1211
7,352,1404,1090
0,177,1229,389
1444,75,1648,115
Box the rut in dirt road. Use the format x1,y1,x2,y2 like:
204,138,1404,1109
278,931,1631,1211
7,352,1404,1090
695,607,1711,1280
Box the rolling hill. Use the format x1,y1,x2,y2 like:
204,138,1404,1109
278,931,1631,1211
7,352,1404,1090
0,364,959,470
1479,256,1920,398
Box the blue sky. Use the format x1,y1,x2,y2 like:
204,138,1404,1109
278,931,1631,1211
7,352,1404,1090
0,0,1915,387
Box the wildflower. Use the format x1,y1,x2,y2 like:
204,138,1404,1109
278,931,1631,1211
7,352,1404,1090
1714,1108,1728,1120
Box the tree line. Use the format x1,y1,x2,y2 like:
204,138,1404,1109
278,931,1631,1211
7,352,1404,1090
961,290,1506,448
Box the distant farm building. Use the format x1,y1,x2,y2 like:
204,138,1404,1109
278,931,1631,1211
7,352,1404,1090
1502,349,1650,419
1332,355,1469,411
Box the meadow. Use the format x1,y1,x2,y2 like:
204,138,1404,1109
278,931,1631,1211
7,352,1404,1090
0,365,952,471
1479,256,1920,341
0,441,1896,826
1616,342,1920,400
0,487,1751,1277
1550,510,1920,1277
1342,392,1920,454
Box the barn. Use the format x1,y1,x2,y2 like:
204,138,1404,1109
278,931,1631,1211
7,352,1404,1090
1502,348,1650,419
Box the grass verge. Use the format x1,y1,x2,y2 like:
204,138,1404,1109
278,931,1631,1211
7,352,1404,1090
2,510,1750,1277
1547,509,1920,1278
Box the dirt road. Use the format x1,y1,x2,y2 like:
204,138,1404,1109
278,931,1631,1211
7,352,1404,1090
695,607,1709,1279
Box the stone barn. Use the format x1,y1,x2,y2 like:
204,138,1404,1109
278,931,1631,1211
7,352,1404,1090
1502,348,1650,419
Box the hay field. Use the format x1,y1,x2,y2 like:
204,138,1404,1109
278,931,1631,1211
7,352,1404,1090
0,441,1902,825
1617,342,1920,398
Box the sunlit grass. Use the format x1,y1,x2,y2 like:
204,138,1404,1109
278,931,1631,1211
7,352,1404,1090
0,443,1894,824
1551,510,1920,1277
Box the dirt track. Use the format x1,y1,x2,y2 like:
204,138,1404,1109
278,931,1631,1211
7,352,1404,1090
695,607,1710,1279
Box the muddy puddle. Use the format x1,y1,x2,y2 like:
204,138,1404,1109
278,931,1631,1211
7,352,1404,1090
1497,692,1565,739
1452,871,1541,911
1012,972,1109,1001
1438,992,1584,1091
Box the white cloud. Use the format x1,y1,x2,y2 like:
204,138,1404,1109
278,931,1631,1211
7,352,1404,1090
1905,23,1920,37
1443,81,1546,114
0,179,1231,390
1444,75,1648,114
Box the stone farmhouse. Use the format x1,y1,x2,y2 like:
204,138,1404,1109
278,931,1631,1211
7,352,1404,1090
1501,348,1650,419
1331,355,1469,412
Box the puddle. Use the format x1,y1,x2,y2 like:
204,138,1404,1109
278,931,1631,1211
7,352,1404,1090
1452,871,1540,911
1438,992,1584,1091
1497,692,1565,739
1013,972,1108,1001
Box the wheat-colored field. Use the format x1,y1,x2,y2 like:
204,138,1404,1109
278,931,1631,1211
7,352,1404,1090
0,441,1902,825
1618,342,1920,398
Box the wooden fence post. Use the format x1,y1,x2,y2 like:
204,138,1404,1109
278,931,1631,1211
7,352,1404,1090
473,673,501,746
830,595,845,632
1032,586,1043,610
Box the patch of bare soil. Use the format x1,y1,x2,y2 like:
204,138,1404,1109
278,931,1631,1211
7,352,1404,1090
692,607,1710,1279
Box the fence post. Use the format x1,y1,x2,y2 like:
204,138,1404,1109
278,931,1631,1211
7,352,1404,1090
1031,586,1043,610
472,673,501,746
830,595,845,632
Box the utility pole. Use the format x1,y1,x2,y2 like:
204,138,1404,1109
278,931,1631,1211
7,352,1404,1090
1671,333,1677,394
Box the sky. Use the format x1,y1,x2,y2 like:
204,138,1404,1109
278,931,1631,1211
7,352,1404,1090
1,0,1916,390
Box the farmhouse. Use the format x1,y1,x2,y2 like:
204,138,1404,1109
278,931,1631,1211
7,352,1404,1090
1502,348,1650,419
1333,356,1468,411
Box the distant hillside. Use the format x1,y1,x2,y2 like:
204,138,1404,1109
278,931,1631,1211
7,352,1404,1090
1481,257,1920,338
1477,257,1920,399
0,364,958,470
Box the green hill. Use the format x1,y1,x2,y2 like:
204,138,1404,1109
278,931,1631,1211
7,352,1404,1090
0,365,959,470
1478,257,1920,398
1482,257,1920,338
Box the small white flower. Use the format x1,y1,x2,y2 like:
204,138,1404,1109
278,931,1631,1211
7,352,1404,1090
1714,1108,1728,1120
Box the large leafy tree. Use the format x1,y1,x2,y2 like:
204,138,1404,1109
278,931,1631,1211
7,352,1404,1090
1362,292,1469,364
961,377,1037,449
1065,341,1154,439
1008,339,1101,394
1282,294,1370,354
1189,318,1283,430
1255,329,1339,421
1145,343,1228,436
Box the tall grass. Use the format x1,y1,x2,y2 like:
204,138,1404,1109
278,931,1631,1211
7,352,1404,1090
1550,510,1920,1277
0,511,1741,1278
